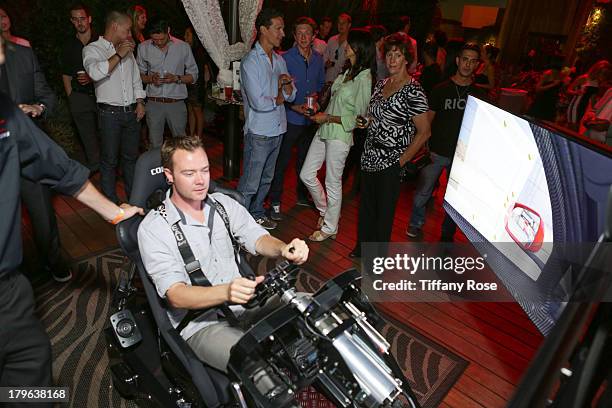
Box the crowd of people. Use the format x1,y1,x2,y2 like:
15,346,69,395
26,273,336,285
2,2,610,270
229,8,612,249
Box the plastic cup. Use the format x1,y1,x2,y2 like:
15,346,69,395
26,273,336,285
356,115,369,127
224,86,233,100
306,95,315,110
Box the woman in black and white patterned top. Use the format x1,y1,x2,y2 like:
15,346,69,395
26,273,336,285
352,33,430,257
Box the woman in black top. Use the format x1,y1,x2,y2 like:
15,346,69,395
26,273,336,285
352,33,430,257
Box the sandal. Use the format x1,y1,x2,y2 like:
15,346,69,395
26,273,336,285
309,230,337,242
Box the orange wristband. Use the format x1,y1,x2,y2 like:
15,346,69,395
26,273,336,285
110,208,125,225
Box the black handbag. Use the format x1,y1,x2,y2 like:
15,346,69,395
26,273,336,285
400,147,432,181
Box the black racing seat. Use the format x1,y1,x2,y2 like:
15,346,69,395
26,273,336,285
116,148,244,407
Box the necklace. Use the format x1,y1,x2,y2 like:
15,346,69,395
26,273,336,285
383,76,411,99
455,83,469,99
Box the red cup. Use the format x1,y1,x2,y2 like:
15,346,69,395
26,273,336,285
224,86,233,100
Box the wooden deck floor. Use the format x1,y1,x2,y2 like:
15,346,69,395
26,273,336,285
21,134,543,408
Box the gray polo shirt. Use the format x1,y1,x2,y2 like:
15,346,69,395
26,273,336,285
137,191,268,340
136,35,199,99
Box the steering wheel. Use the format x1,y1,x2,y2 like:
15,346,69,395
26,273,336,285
243,261,299,309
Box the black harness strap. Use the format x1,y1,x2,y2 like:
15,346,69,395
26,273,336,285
158,196,241,329
213,197,255,279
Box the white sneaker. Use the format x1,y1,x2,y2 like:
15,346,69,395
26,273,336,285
270,205,283,221
256,216,277,230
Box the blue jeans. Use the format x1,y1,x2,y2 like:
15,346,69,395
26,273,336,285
237,132,283,219
409,152,457,237
98,109,140,203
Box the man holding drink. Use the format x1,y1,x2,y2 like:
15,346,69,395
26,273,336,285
137,17,198,148
267,16,325,221
83,10,146,204
61,3,100,172
238,8,296,230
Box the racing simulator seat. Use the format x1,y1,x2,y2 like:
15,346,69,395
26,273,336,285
107,148,242,407
108,149,420,408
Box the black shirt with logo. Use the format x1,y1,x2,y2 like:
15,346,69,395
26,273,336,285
0,92,89,276
61,32,97,95
428,79,487,158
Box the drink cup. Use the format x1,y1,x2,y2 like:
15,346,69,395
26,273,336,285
356,115,369,127
306,95,315,110
224,86,233,100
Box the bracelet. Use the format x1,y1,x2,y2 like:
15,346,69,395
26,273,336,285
115,53,123,61
109,208,125,225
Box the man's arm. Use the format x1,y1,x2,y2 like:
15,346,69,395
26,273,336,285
138,218,264,309
13,100,142,222
215,194,309,264
73,180,142,222
241,57,278,112
182,44,198,85
83,42,133,81
17,49,57,118
130,54,146,121
83,44,115,81
255,235,309,264
62,75,72,96
31,50,57,114
165,277,264,309
280,60,297,103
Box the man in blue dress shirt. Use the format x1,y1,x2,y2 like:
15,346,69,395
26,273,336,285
268,16,325,221
238,8,296,230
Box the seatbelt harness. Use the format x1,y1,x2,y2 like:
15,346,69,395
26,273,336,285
157,195,252,329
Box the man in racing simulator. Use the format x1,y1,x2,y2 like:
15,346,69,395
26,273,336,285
137,136,309,374
137,136,418,408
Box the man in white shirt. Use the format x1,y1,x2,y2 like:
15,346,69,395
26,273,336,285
323,13,351,84
137,17,198,148
83,11,146,204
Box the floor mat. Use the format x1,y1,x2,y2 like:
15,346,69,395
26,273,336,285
32,249,467,407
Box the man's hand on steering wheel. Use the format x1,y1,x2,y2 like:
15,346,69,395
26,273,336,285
228,276,265,304
282,238,309,265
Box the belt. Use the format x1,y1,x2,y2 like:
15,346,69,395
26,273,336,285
97,103,137,112
148,97,183,104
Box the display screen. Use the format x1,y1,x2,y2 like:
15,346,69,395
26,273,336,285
444,95,612,334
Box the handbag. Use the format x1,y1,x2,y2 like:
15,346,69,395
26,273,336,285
400,146,432,181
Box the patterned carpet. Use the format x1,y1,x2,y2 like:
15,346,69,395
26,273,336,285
32,249,467,408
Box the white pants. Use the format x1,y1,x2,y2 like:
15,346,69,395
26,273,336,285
300,135,351,235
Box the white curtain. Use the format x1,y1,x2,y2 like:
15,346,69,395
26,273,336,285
181,0,263,85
